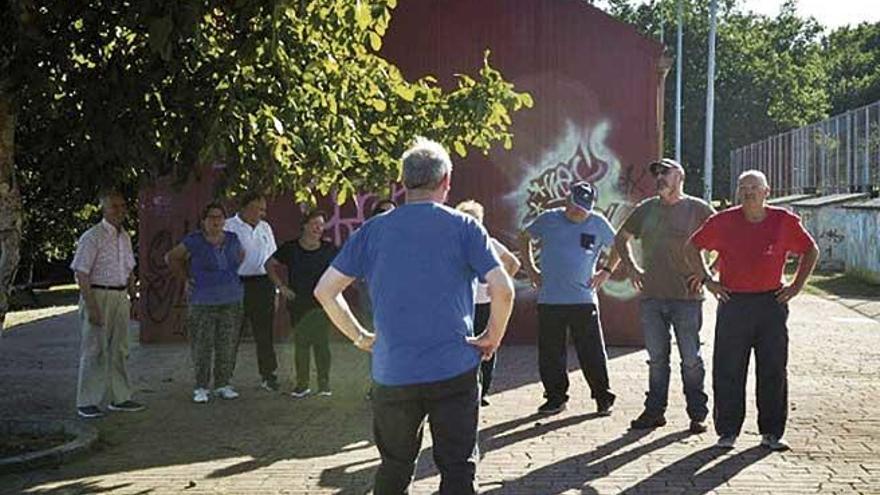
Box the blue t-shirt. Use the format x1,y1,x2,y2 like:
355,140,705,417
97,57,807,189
332,202,501,386
182,231,244,306
525,208,615,304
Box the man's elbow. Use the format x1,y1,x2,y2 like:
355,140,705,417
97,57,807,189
313,282,332,306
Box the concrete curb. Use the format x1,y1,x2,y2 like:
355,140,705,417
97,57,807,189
0,418,98,474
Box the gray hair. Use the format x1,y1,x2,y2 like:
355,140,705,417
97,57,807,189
402,137,453,191
737,169,769,188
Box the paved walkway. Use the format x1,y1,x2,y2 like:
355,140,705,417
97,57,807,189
1,294,878,494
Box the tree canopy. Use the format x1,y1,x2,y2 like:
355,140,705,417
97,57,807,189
604,0,880,198
0,0,531,269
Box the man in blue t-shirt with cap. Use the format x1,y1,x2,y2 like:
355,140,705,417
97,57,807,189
314,138,515,494
519,181,621,416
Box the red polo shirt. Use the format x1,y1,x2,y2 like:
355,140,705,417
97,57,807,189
690,206,816,293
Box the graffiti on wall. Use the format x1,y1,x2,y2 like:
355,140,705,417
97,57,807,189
323,185,407,246
507,121,652,301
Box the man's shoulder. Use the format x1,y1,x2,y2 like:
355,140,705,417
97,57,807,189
681,195,712,209
78,223,104,243
767,205,800,221
633,196,661,211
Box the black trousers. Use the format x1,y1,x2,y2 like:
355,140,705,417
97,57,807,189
240,276,277,380
474,303,496,398
290,303,331,390
372,368,480,495
713,292,789,438
537,303,614,405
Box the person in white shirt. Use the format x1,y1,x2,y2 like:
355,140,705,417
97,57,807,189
455,200,521,406
70,190,144,418
224,192,280,391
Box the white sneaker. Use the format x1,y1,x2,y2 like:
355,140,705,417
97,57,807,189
214,385,240,400
193,388,210,403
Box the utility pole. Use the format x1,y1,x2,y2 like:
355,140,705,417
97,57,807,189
675,0,683,163
703,0,718,201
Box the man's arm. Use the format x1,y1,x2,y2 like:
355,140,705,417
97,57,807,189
518,230,541,288
684,240,729,301
492,240,521,277
74,271,102,326
314,267,373,351
776,245,819,303
467,266,514,359
613,228,646,290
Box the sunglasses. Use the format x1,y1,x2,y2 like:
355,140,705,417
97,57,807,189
652,168,674,177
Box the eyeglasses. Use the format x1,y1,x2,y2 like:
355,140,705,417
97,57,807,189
652,168,674,177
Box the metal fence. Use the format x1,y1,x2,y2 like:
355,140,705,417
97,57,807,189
729,99,880,198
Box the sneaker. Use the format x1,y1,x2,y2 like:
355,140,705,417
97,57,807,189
214,385,240,400
291,387,312,399
193,388,211,403
316,389,333,397
108,400,146,412
261,376,279,392
715,434,737,449
537,399,567,415
596,396,616,417
481,397,490,407
761,434,790,452
77,405,104,419
630,410,667,429
689,420,708,434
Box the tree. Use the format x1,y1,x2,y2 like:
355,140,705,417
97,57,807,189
605,0,829,198
823,21,880,114
0,0,532,329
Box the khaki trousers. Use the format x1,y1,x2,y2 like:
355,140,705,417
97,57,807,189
77,289,133,407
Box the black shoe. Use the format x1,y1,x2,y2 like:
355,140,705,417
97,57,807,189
481,397,490,407
108,400,146,412
537,400,567,415
596,396,615,416
77,405,105,419
689,419,708,434
630,410,667,429
261,375,280,392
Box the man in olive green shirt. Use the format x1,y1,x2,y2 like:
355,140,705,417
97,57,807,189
615,159,715,433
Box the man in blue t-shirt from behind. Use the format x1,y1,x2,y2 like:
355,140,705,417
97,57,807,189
519,181,621,417
314,138,515,495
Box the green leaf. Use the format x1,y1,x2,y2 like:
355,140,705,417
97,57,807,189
453,141,467,157
370,98,387,112
393,84,416,102
355,2,372,30
369,32,382,51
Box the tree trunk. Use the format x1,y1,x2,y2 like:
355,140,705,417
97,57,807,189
0,91,23,333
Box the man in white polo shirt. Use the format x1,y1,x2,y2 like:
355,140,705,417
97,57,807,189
71,190,144,418
224,192,280,391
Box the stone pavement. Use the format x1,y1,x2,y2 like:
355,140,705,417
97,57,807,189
1,293,878,494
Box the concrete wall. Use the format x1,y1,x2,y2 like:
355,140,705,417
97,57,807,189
790,194,880,280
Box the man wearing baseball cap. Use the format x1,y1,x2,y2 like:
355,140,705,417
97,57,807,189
519,181,621,416
615,158,715,434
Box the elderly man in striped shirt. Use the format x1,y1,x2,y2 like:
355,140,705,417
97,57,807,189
70,190,144,418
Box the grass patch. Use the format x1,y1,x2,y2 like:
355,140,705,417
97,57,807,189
801,270,880,300
9,284,79,311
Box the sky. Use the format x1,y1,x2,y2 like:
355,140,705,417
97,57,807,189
595,0,879,30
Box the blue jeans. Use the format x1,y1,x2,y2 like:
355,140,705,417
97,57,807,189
640,298,708,421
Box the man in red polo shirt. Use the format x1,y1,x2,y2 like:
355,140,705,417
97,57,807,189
687,170,819,451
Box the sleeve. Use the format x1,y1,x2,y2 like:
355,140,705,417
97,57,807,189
782,213,816,254
271,242,293,266
689,214,722,251
524,211,549,239
696,200,717,225
69,230,98,274
464,220,502,281
331,228,368,278
597,215,616,249
264,222,278,255
620,200,649,238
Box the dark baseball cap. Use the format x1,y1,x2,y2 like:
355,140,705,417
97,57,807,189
649,158,685,175
569,181,596,212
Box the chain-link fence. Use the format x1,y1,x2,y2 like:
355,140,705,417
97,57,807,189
729,100,880,198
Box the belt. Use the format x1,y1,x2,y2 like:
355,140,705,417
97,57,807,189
240,274,268,281
91,284,127,291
